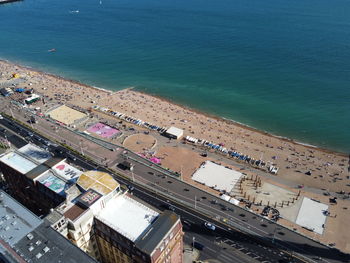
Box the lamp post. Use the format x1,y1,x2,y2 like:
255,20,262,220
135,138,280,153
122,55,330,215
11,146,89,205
9,108,14,119
180,165,183,181
130,165,135,182
272,226,280,244
79,140,84,156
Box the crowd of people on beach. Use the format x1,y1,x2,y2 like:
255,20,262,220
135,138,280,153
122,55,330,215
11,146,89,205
92,105,168,134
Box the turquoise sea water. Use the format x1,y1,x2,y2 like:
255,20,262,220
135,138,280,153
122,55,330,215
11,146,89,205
0,0,349,153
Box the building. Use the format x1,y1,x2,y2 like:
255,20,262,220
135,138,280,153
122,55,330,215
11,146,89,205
0,87,13,97
94,194,184,263
165,127,184,140
0,144,81,216
0,143,184,263
0,190,97,263
48,171,122,260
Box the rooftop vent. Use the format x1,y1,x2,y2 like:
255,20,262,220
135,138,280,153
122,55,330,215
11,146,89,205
36,252,42,259
28,246,34,252
43,246,50,253
35,240,42,246
27,233,34,240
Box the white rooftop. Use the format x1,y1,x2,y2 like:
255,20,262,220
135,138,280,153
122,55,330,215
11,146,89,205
52,160,83,182
97,195,159,242
295,197,328,234
0,152,37,174
18,144,51,164
192,161,242,193
166,126,184,138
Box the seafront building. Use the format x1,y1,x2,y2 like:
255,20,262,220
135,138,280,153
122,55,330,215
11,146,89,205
0,143,184,263
0,144,81,216
95,195,184,263
0,190,97,263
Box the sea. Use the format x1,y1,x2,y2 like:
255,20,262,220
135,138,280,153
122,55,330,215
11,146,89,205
0,0,349,153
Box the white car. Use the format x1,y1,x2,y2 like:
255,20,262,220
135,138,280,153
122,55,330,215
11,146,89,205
0,114,3,120
204,222,216,231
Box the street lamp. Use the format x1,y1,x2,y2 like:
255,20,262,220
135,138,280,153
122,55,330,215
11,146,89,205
180,165,183,181
130,165,135,182
9,108,14,119
79,141,84,156
272,226,280,244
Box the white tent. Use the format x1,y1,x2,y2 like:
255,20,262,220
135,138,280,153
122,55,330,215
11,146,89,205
220,194,231,201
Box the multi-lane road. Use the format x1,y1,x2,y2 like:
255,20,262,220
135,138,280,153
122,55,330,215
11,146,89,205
0,112,349,263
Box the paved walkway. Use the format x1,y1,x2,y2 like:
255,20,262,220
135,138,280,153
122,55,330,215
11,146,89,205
183,245,199,263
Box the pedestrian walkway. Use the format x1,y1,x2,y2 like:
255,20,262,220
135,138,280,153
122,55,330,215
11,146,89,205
183,245,199,263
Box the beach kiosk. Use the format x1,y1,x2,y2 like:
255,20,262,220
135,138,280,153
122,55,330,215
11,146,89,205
165,126,184,140
24,94,40,104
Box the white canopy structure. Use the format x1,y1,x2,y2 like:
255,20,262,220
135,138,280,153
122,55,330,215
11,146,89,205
165,126,184,139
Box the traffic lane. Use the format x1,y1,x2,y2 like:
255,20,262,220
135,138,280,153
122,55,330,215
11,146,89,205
132,187,290,263
128,161,348,262
183,232,252,263
154,179,349,263
130,162,275,233
141,170,332,262
0,124,28,148
133,190,264,263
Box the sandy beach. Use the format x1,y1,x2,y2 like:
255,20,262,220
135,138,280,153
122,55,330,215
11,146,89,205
0,59,348,194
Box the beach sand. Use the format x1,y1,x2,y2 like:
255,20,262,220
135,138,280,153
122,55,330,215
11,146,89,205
0,59,348,194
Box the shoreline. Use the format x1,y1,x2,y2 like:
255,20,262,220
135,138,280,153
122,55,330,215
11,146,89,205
1,58,346,157
133,89,345,157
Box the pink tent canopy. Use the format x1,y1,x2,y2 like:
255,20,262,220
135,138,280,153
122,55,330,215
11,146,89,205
150,157,161,164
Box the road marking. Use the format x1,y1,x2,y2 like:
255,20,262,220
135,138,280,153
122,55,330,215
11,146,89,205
218,253,238,263
204,246,217,253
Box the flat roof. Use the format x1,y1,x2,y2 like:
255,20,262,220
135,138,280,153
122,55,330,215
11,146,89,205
52,160,83,182
0,152,37,174
192,161,242,193
136,210,179,255
13,221,98,263
64,204,87,222
166,126,183,137
295,197,328,234
0,190,42,247
18,144,51,164
37,170,68,196
47,105,87,125
76,189,103,208
96,195,159,242
77,171,119,195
